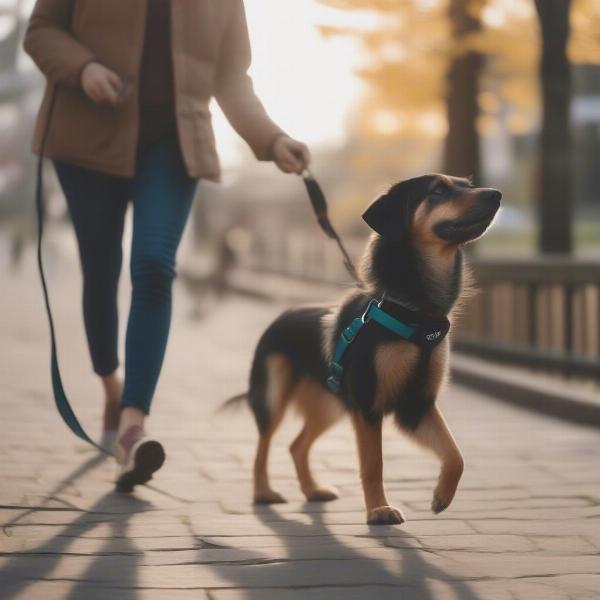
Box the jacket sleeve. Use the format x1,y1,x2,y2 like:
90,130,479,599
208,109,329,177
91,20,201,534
214,0,287,161
23,0,98,89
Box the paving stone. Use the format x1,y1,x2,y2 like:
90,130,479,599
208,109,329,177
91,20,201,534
411,533,536,553
533,535,598,555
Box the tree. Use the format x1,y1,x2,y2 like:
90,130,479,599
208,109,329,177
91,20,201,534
534,0,572,254
318,0,484,184
444,0,484,183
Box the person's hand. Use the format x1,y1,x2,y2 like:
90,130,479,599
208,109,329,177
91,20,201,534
81,61,131,106
272,135,310,174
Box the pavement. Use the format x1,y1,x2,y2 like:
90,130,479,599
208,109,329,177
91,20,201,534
1,229,600,600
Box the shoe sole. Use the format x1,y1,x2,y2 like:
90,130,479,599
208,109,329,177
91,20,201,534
115,439,165,493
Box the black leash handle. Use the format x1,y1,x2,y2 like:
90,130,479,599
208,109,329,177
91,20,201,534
301,169,361,284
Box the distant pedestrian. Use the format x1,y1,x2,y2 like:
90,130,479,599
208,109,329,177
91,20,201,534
23,0,310,491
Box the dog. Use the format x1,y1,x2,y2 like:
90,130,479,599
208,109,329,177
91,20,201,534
223,174,501,525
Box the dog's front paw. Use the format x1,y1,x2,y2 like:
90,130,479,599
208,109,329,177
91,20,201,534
305,485,339,502
431,494,449,514
367,505,405,525
253,490,287,504
431,481,460,514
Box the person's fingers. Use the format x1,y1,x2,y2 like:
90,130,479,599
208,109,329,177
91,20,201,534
277,157,298,173
299,143,311,166
94,83,108,103
88,82,103,103
281,152,303,173
119,76,134,101
87,69,119,105
90,77,109,103
100,75,120,105
297,144,310,173
106,71,125,102
273,137,311,174
287,140,311,173
106,70,122,87
277,157,297,173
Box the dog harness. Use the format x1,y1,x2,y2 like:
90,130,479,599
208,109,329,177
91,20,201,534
327,297,450,394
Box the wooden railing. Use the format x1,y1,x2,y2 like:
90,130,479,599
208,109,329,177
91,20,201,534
239,229,600,380
454,258,600,380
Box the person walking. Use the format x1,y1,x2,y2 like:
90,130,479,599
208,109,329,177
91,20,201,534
23,0,310,492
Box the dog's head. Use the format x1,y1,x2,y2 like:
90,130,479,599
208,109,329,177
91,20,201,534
362,174,502,246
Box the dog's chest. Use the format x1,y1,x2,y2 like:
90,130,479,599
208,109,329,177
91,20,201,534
371,338,449,412
372,340,420,411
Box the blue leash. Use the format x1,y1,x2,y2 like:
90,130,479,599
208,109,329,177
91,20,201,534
35,35,113,455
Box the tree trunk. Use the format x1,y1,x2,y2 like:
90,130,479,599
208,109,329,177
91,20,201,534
534,0,573,254
443,0,483,184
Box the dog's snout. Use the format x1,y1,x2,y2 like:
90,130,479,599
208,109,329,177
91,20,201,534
482,189,502,207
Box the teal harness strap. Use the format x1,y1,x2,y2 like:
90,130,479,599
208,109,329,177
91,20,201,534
326,298,451,395
366,303,416,339
327,317,367,393
327,299,417,394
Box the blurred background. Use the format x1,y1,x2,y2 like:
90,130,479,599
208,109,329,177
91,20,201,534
1,0,599,402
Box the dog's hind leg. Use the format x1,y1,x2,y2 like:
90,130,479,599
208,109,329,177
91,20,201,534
402,405,464,514
252,353,295,504
289,379,344,502
352,412,405,525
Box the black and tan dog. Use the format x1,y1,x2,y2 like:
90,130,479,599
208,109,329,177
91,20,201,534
225,174,501,525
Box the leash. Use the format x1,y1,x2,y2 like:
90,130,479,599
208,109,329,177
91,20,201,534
34,1,112,456
301,168,361,283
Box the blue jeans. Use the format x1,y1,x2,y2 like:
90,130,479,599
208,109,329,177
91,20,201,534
52,133,198,415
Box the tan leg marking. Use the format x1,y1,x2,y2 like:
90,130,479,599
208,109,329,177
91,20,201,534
253,354,295,504
352,412,405,525
423,338,450,398
289,378,344,502
404,405,464,513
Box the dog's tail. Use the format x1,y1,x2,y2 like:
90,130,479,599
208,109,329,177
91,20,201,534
215,391,248,415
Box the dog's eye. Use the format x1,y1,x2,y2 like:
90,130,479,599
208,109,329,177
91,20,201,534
431,183,447,196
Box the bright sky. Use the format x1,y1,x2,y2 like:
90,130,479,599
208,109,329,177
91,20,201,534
211,0,369,166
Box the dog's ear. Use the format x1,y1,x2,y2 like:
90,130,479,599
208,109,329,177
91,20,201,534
361,185,416,241
361,176,431,241
361,193,405,240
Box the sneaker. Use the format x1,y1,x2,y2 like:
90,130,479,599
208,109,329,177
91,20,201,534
114,425,165,493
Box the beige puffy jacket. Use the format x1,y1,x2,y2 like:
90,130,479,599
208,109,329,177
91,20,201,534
23,0,287,180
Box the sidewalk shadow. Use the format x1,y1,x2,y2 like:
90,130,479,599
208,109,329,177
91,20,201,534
199,504,482,599
3,453,107,529
1,455,151,600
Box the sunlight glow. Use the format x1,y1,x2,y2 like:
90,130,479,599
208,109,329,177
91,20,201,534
482,0,535,29
211,0,366,167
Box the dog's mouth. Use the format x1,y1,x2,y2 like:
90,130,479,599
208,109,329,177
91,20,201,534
456,211,496,230
433,207,499,243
